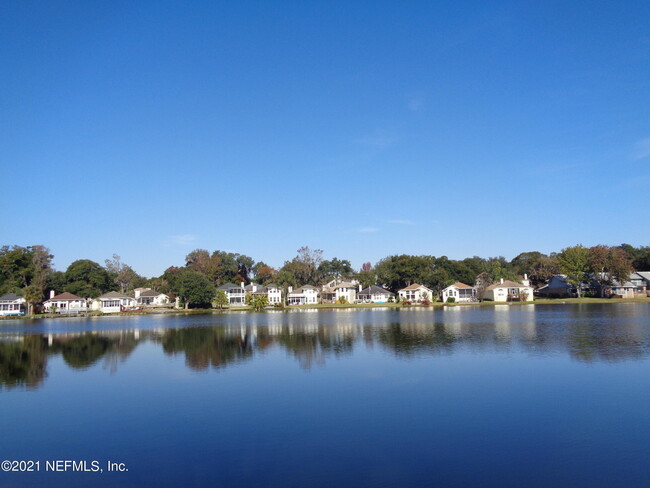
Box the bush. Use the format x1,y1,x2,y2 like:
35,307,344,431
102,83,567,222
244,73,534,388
422,299,431,306
446,297,456,303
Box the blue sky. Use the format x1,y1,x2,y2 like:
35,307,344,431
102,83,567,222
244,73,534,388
2,1,649,277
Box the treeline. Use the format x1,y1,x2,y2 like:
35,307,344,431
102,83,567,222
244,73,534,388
1,243,649,310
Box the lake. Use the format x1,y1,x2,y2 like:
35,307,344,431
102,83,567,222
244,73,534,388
1,303,650,487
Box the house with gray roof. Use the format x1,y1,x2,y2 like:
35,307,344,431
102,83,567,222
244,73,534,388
218,282,246,306
287,285,319,305
0,293,26,316
43,291,88,314
358,285,394,303
134,288,171,306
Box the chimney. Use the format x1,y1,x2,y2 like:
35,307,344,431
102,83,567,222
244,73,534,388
252,284,257,293
500,278,504,285
50,290,55,299
522,274,530,287
240,282,244,289
359,284,363,292
135,289,141,299
288,286,293,293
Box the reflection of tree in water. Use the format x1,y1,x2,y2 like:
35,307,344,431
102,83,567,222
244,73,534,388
377,323,456,356
51,335,113,369
566,321,647,363
102,335,140,373
161,327,253,371
0,336,48,390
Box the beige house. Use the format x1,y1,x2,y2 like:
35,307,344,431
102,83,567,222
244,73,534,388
91,291,137,313
484,279,534,302
398,284,433,303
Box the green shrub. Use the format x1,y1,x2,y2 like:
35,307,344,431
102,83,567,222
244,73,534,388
446,297,456,303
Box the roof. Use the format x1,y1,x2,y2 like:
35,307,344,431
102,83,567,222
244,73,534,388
97,291,131,300
334,282,357,289
486,280,528,290
47,292,84,301
445,282,474,290
400,283,430,291
359,286,394,295
0,293,23,301
139,289,166,297
217,283,241,291
289,286,319,295
634,271,650,281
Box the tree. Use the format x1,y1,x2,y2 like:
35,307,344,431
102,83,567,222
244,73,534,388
252,262,277,284
249,294,268,311
319,258,354,282
105,254,141,293
557,245,589,298
279,247,323,285
64,259,114,298
213,290,229,310
176,271,215,309
588,245,633,297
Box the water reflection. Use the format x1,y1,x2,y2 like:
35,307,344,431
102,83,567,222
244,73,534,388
1,304,649,390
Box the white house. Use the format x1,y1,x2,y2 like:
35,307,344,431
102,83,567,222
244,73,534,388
441,282,477,303
398,284,433,303
218,283,247,306
0,293,26,316
287,285,319,305
265,283,283,305
358,285,394,303
43,291,88,314
484,279,534,302
91,291,137,313
134,288,170,306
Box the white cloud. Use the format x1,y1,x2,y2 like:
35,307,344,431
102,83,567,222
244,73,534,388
407,97,424,112
164,234,197,247
633,137,650,160
385,219,416,226
357,227,379,233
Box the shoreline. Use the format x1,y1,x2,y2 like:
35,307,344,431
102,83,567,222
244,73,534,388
2,297,649,322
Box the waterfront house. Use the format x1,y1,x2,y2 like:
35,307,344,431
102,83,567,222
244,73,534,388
441,282,477,303
536,275,575,298
0,293,26,316
398,284,433,303
320,279,359,304
630,272,650,296
265,283,283,305
592,278,637,298
134,288,171,306
287,285,319,305
91,291,137,313
43,291,88,314
358,285,394,303
484,279,534,302
217,283,247,306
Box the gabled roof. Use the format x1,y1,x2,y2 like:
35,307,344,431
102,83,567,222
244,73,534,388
47,292,83,301
359,286,394,295
486,280,528,290
445,282,474,290
98,291,131,300
139,289,166,297
289,286,319,295
634,271,650,281
218,283,242,291
399,283,430,291
334,282,357,289
0,293,23,301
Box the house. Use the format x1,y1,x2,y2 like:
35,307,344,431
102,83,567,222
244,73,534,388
321,279,359,304
91,291,137,313
484,279,534,302
398,284,433,303
630,272,650,296
0,293,26,316
134,288,171,306
592,278,637,298
441,282,477,303
265,283,283,305
358,285,394,303
217,283,247,306
287,285,319,305
43,291,88,314
536,275,575,298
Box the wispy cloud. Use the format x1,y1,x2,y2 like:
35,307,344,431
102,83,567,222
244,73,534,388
357,130,395,148
357,227,379,233
407,97,424,112
164,234,197,247
385,219,416,226
633,137,650,160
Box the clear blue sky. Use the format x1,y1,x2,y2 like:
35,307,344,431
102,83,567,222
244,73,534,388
2,1,649,277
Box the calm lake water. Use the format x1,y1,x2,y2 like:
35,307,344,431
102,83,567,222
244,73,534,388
2,304,650,487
